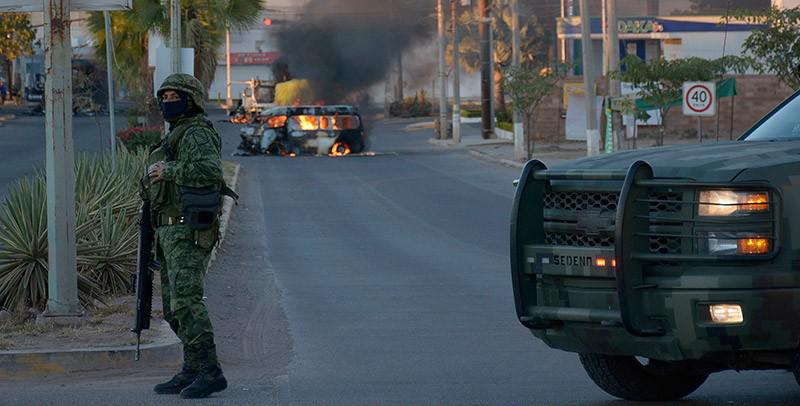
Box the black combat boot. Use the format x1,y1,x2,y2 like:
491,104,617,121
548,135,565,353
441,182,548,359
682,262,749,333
153,366,199,394
179,365,228,399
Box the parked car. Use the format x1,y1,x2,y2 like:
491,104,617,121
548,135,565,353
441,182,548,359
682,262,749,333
511,89,800,401
238,105,367,156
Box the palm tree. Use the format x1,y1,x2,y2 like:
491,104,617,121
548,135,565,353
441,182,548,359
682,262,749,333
89,0,263,112
450,0,545,114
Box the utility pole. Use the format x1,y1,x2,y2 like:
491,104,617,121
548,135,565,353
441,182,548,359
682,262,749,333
606,0,623,151
511,0,524,161
170,0,181,73
560,0,566,62
437,0,448,139
579,0,599,156
479,0,492,139
43,0,81,320
451,0,461,144
104,11,117,168
397,53,404,101
226,26,232,108
601,0,608,76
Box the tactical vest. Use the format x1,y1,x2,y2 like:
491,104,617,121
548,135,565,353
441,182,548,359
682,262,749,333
144,116,236,228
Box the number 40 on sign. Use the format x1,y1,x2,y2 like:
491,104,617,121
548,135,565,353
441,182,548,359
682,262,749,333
683,81,716,117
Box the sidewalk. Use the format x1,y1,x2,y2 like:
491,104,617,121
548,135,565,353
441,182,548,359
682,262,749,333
422,122,588,168
0,163,241,379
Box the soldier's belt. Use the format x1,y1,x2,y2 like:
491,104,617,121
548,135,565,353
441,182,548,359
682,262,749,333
156,213,185,227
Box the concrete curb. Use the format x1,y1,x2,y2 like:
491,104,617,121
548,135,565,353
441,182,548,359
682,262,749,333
207,162,241,271
0,320,181,379
467,148,524,169
426,137,512,149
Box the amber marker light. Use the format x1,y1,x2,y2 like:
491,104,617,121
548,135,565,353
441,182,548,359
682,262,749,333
740,192,769,212
709,304,744,324
737,237,769,255
595,258,607,267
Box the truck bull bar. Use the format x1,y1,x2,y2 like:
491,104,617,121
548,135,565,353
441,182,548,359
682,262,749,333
511,160,781,338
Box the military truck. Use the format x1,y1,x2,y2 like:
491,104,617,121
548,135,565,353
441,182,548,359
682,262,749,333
240,78,276,117
511,90,800,401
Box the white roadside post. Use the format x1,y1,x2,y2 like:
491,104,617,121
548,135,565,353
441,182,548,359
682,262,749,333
0,0,131,323
43,0,79,321
104,10,117,168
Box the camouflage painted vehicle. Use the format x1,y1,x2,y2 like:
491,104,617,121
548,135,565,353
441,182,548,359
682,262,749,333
511,91,800,401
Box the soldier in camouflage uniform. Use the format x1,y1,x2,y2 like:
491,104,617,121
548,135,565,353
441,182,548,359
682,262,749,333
144,73,227,399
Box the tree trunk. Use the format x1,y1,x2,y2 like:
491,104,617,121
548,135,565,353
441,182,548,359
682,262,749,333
494,69,506,115
4,58,11,101
523,110,532,158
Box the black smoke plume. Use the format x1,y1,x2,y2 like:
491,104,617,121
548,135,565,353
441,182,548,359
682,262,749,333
274,0,434,104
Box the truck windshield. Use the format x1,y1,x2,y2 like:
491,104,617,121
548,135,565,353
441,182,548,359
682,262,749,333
255,87,274,103
743,91,800,141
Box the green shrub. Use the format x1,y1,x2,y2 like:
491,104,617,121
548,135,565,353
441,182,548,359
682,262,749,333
496,121,513,132
460,109,481,118
390,89,433,117
0,150,147,311
495,110,512,124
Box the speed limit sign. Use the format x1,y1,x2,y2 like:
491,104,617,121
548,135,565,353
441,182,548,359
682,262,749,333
683,81,716,116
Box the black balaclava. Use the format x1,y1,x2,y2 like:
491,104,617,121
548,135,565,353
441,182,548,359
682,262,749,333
161,91,191,122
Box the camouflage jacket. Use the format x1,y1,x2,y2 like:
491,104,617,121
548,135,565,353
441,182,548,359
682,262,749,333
144,115,224,219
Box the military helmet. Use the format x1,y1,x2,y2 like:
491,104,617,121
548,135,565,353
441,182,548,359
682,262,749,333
157,73,206,112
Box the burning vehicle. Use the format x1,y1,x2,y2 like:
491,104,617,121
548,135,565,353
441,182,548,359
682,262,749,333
238,105,367,156
510,89,800,401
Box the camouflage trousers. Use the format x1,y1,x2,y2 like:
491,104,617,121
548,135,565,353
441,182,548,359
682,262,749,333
157,224,219,372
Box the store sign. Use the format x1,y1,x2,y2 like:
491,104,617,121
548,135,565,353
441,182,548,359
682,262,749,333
221,52,281,66
618,19,664,34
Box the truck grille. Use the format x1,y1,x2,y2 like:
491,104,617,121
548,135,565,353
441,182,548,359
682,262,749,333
544,232,614,247
544,191,618,212
543,190,683,254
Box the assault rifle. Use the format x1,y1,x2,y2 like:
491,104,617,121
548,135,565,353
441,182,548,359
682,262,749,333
132,199,154,361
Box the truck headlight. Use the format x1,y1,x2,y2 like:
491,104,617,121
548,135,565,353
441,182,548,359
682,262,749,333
698,190,769,216
709,304,744,324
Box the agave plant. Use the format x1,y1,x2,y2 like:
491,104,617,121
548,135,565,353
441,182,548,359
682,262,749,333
78,206,138,296
0,149,149,311
0,176,105,311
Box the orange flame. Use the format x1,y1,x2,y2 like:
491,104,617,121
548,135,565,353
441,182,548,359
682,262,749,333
295,115,319,130
266,115,287,128
329,142,352,157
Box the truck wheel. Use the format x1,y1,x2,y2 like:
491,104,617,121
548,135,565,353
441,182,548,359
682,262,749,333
579,353,708,401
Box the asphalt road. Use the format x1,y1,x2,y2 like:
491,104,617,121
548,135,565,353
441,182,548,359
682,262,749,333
0,110,120,195
0,112,799,405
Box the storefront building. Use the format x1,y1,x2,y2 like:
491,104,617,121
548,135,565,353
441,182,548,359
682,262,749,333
557,15,763,75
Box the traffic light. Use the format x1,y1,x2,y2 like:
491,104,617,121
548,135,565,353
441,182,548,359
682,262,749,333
263,17,273,26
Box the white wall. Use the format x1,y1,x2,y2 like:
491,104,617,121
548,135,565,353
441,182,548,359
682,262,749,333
662,31,749,61
207,15,279,101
